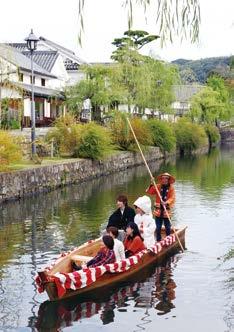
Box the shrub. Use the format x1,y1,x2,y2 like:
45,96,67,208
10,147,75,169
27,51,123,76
47,118,113,160
73,122,113,159
46,114,77,155
108,112,131,150
204,124,221,146
109,112,152,151
0,130,22,171
147,119,176,153
174,118,208,154
130,117,152,149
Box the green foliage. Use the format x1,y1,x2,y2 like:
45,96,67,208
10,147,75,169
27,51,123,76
65,47,178,120
189,86,232,124
78,0,201,46
173,56,232,83
204,124,221,145
46,114,76,155
73,122,113,159
109,112,152,151
65,65,115,121
144,57,179,114
108,112,131,150
47,116,112,160
207,75,230,103
179,67,197,84
0,130,22,171
207,75,234,119
147,119,176,153
174,118,208,154
130,117,152,148
111,30,159,60
111,47,178,114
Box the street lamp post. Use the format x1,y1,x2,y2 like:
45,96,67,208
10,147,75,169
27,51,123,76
25,29,39,156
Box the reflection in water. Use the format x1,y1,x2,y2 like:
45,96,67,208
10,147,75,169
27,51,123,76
35,256,179,331
221,244,234,330
0,145,234,331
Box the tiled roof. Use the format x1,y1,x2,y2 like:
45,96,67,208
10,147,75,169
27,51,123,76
0,44,57,78
22,51,59,72
15,82,64,99
8,38,86,70
173,84,204,102
8,43,28,51
39,36,86,66
64,58,80,71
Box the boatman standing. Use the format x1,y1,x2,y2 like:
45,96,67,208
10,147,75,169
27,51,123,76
146,173,175,242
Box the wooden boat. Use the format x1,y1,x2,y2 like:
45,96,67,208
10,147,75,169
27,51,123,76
36,255,179,330
37,226,187,302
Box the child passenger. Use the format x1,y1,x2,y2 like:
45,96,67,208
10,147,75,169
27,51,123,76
133,195,156,248
72,235,115,270
107,226,125,261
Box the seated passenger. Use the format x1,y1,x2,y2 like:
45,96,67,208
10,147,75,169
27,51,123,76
134,195,156,249
124,222,146,258
107,226,125,261
107,195,135,231
72,235,115,270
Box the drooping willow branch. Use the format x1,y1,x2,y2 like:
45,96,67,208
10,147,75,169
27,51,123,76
77,0,201,46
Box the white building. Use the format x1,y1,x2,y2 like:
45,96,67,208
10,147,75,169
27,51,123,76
0,37,87,127
172,84,204,117
0,44,66,127
11,36,86,86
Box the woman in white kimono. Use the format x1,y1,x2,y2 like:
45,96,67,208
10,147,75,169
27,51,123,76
133,195,156,249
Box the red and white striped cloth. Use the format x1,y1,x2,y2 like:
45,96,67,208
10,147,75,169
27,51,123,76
36,234,176,298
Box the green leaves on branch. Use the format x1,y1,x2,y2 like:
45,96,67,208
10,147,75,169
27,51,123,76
77,0,201,46
46,116,113,160
65,55,178,118
73,122,113,159
108,112,152,151
112,30,159,53
174,118,208,154
189,75,234,125
147,119,176,153
204,124,220,146
0,130,22,171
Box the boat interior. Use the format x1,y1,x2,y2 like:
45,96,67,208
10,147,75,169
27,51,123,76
44,228,174,276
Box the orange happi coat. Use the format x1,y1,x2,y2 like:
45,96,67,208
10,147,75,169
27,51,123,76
146,184,175,218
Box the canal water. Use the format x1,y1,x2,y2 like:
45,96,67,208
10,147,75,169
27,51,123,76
0,145,233,332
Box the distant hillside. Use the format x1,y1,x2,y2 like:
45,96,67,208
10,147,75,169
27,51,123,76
172,56,233,83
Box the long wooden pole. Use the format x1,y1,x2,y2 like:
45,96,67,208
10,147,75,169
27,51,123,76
126,117,184,252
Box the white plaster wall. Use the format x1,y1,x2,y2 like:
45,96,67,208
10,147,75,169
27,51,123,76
44,100,50,117
35,77,41,86
171,101,181,109
0,87,21,99
23,98,31,116
23,74,31,85
67,70,85,85
48,55,69,89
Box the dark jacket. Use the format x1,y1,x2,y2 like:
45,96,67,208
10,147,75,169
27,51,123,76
107,206,135,230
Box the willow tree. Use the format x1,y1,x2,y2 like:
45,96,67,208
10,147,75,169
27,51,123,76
65,64,125,122
110,31,178,115
78,0,201,46
189,86,233,125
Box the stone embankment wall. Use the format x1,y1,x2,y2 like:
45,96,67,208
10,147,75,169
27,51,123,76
0,147,163,204
220,128,234,142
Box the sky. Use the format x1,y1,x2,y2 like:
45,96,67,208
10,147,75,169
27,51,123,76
0,0,233,63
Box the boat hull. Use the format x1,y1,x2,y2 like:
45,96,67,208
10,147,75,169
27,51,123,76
41,227,186,301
